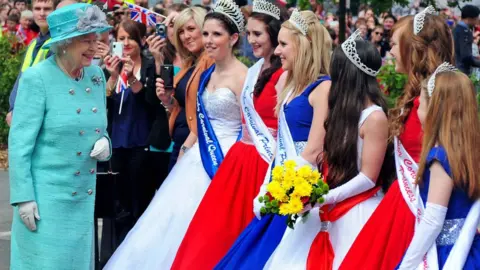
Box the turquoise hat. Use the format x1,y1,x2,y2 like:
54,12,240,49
43,3,112,49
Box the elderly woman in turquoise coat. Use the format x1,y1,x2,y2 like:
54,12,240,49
8,3,113,269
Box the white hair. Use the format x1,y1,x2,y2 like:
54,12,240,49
50,32,101,54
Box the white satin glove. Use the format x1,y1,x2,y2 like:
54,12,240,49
253,183,268,220
293,155,317,170
90,137,111,161
322,172,375,205
398,202,447,269
18,201,40,231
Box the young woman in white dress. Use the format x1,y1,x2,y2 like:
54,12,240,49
103,0,247,268
265,30,391,269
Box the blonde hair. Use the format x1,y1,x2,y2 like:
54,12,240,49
276,10,331,113
417,72,480,199
173,7,207,67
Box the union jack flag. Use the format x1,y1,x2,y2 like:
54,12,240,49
116,71,128,94
127,3,156,27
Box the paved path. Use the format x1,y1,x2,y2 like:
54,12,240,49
0,171,11,270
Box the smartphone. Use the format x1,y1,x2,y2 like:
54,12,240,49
160,64,174,90
112,42,124,58
156,23,166,39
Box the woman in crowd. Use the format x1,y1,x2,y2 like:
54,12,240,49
265,30,389,269
217,9,332,269
172,1,288,268
9,3,111,269
340,6,456,269
104,20,159,224
370,24,385,57
397,64,480,269
104,0,247,268
155,6,214,170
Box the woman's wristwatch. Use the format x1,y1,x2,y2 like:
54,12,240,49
180,145,189,153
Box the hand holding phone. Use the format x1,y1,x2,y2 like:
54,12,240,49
156,23,166,39
160,64,174,90
112,41,124,58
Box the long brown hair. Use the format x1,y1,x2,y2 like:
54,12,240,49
389,15,454,139
417,72,480,199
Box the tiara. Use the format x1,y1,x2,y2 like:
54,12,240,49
341,29,379,77
213,0,245,33
288,8,308,35
414,5,437,35
253,0,280,20
427,62,457,96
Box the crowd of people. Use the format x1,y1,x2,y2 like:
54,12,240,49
4,0,480,269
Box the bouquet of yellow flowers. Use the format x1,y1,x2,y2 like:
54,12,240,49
258,160,329,229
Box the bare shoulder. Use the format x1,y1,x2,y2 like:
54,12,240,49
309,80,331,107
231,61,248,96
363,110,388,136
275,71,288,93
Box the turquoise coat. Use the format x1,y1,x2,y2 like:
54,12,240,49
9,56,111,270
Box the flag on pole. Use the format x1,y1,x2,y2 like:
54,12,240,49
127,3,157,27
117,71,129,114
116,71,128,94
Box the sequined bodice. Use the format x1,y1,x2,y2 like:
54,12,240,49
202,88,242,138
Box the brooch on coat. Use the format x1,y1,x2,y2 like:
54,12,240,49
91,75,103,86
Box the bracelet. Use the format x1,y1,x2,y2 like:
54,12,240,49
128,77,138,85
180,145,190,153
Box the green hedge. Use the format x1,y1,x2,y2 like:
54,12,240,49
0,37,24,147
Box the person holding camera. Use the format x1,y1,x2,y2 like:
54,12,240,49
103,19,162,228
154,7,214,170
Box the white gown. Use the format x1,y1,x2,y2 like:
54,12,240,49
104,88,241,270
264,105,385,270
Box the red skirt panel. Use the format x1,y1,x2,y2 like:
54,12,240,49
171,141,269,270
339,180,415,270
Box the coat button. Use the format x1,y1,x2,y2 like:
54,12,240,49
72,191,77,196
92,107,97,113
95,128,101,134
76,151,82,156
90,169,95,174
87,189,93,195
74,171,80,176
76,108,81,114
79,130,85,136
86,88,91,93
69,89,75,95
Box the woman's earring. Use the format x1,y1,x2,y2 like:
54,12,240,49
62,49,66,54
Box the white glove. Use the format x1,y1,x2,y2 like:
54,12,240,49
18,201,40,231
323,172,375,205
293,155,317,170
253,183,268,220
398,202,447,269
90,137,111,161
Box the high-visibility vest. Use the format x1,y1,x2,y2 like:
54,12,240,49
21,38,51,72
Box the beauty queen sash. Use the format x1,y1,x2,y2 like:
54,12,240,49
197,65,225,179
241,58,276,164
395,138,480,269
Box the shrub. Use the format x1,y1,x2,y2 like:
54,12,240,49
376,62,407,108
0,36,24,146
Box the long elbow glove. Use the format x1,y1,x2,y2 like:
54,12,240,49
398,203,448,269
322,172,375,205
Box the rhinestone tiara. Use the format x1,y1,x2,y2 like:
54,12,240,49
253,0,280,20
341,29,379,77
427,62,457,97
213,0,245,33
414,5,436,35
288,8,308,35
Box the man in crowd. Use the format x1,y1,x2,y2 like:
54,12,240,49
6,0,76,126
454,4,480,75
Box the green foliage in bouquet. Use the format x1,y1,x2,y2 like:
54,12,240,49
376,62,407,108
0,37,24,146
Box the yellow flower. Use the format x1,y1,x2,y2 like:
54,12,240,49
293,181,313,197
267,181,288,202
297,165,312,179
271,166,284,182
308,170,321,184
279,203,291,215
284,160,297,170
294,176,307,186
282,174,294,191
289,197,304,214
